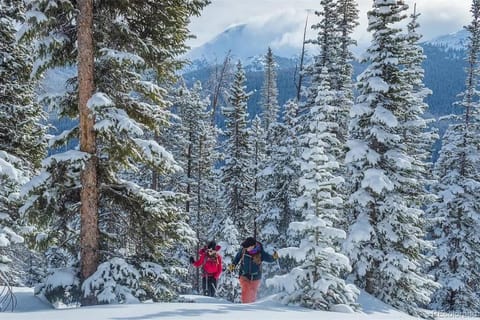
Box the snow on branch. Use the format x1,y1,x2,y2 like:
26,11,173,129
99,48,145,65
87,92,114,110
361,168,394,194
0,151,25,184
132,138,182,173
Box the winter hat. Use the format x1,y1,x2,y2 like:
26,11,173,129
207,240,216,250
241,237,256,248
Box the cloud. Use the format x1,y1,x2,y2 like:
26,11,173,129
415,0,470,41
188,0,471,53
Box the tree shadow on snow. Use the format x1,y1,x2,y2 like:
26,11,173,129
110,297,308,320
11,291,53,312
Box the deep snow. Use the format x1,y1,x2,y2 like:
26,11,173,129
2,287,479,320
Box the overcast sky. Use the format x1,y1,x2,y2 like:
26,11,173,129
188,0,471,49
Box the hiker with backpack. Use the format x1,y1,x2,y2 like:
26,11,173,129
227,237,278,303
189,240,223,297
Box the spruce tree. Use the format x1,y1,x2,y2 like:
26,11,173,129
20,0,209,305
0,0,46,285
306,0,357,233
220,62,254,237
301,0,340,132
428,0,480,312
256,48,283,245
258,100,300,248
215,216,241,302
399,5,438,240
268,69,358,310
344,0,437,316
336,0,359,142
173,81,220,291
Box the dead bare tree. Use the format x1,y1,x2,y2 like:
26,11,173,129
294,14,309,103
208,51,233,125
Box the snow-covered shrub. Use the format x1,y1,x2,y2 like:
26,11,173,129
82,258,144,304
81,258,187,304
35,267,81,308
33,246,81,308
141,261,187,302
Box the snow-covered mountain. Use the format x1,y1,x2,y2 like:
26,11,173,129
424,29,469,51
186,20,469,73
187,19,304,64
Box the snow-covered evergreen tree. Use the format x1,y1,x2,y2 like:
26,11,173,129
344,0,438,317
19,0,208,305
428,0,480,312
305,0,358,233
399,5,438,237
267,70,358,310
0,0,46,285
306,0,340,108
256,48,285,246
220,62,254,237
171,81,222,292
258,100,300,248
336,0,359,142
174,81,219,238
215,216,241,302
254,48,279,241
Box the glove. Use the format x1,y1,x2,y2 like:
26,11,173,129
227,264,235,272
189,256,195,264
273,251,279,260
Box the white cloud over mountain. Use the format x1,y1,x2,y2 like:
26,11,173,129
188,0,470,56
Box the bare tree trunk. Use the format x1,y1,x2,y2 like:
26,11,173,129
295,14,309,103
195,138,203,293
210,51,231,125
78,0,99,306
151,135,159,190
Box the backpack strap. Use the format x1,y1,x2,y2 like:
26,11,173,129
238,248,246,268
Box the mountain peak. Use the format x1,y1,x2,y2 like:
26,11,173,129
187,14,303,63
424,29,468,51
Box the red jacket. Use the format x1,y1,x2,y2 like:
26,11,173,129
193,245,222,279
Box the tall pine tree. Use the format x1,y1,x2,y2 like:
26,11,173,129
0,0,46,286
428,0,480,312
268,69,358,310
220,62,254,237
258,100,300,248
173,81,220,292
20,0,209,305
336,0,359,142
344,0,437,317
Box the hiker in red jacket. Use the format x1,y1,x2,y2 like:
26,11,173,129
190,240,223,296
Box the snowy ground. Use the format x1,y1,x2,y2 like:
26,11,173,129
1,287,479,320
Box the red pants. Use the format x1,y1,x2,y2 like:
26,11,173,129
239,276,261,303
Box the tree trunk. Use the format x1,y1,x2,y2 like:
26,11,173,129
295,14,308,104
78,0,99,306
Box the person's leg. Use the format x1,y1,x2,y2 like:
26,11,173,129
239,276,260,303
208,277,217,296
202,276,208,296
250,279,261,302
238,276,249,303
